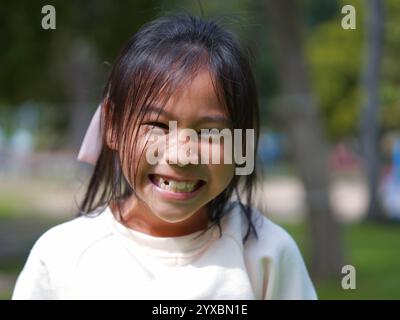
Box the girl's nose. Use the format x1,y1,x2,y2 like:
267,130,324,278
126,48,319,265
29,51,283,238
164,129,199,167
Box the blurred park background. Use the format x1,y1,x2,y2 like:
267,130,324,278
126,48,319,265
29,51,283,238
1,0,400,299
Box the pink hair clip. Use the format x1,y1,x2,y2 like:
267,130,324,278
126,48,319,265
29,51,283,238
77,104,103,165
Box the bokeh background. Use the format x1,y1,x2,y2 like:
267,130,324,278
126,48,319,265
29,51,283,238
1,0,399,299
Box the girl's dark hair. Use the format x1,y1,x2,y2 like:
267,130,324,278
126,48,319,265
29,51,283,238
78,13,261,242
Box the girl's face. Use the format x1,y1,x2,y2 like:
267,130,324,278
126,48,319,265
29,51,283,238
118,68,235,231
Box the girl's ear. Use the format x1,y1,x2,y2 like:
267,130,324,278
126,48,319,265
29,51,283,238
103,101,118,151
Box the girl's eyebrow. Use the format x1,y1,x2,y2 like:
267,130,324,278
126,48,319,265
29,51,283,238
145,105,232,126
197,115,232,127
144,105,173,118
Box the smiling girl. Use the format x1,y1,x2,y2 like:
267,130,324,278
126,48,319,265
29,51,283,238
12,14,317,300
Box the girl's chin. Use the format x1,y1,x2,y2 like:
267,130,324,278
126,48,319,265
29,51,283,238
152,208,197,224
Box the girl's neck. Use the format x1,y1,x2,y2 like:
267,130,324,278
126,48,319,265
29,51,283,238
109,196,210,237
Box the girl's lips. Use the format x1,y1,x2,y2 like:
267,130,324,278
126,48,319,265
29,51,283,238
148,174,205,200
149,173,204,183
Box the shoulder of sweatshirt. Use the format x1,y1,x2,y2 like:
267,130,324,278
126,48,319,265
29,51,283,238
226,202,304,260
29,208,113,262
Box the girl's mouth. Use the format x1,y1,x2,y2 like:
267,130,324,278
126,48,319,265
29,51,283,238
148,174,205,193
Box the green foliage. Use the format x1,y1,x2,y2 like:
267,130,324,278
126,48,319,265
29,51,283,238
0,0,159,106
303,0,339,27
0,1,56,105
306,0,400,140
2,0,400,141
306,0,364,141
0,1,161,149
381,0,400,132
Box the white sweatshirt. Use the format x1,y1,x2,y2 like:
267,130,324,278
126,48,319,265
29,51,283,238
12,202,317,300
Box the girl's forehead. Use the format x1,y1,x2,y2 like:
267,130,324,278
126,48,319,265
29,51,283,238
161,69,227,117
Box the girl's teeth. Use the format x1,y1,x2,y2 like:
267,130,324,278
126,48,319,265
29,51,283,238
154,175,199,193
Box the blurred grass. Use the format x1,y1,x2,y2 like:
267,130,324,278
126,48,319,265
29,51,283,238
283,221,400,299
0,193,32,219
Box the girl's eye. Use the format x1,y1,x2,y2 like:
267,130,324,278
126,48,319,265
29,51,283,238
144,122,169,130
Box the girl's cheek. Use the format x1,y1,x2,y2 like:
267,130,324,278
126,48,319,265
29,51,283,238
199,139,233,165
200,140,235,184
119,127,151,185
213,162,235,192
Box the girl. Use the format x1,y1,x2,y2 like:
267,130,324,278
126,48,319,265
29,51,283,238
12,14,317,300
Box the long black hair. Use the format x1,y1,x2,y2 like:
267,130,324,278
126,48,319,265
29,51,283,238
78,13,261,242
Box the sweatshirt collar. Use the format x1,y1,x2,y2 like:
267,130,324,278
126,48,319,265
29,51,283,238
104,206,220,259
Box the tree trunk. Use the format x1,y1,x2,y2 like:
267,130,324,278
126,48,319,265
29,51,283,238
360,0,385,221
64,40,99,151
264,0,343,278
